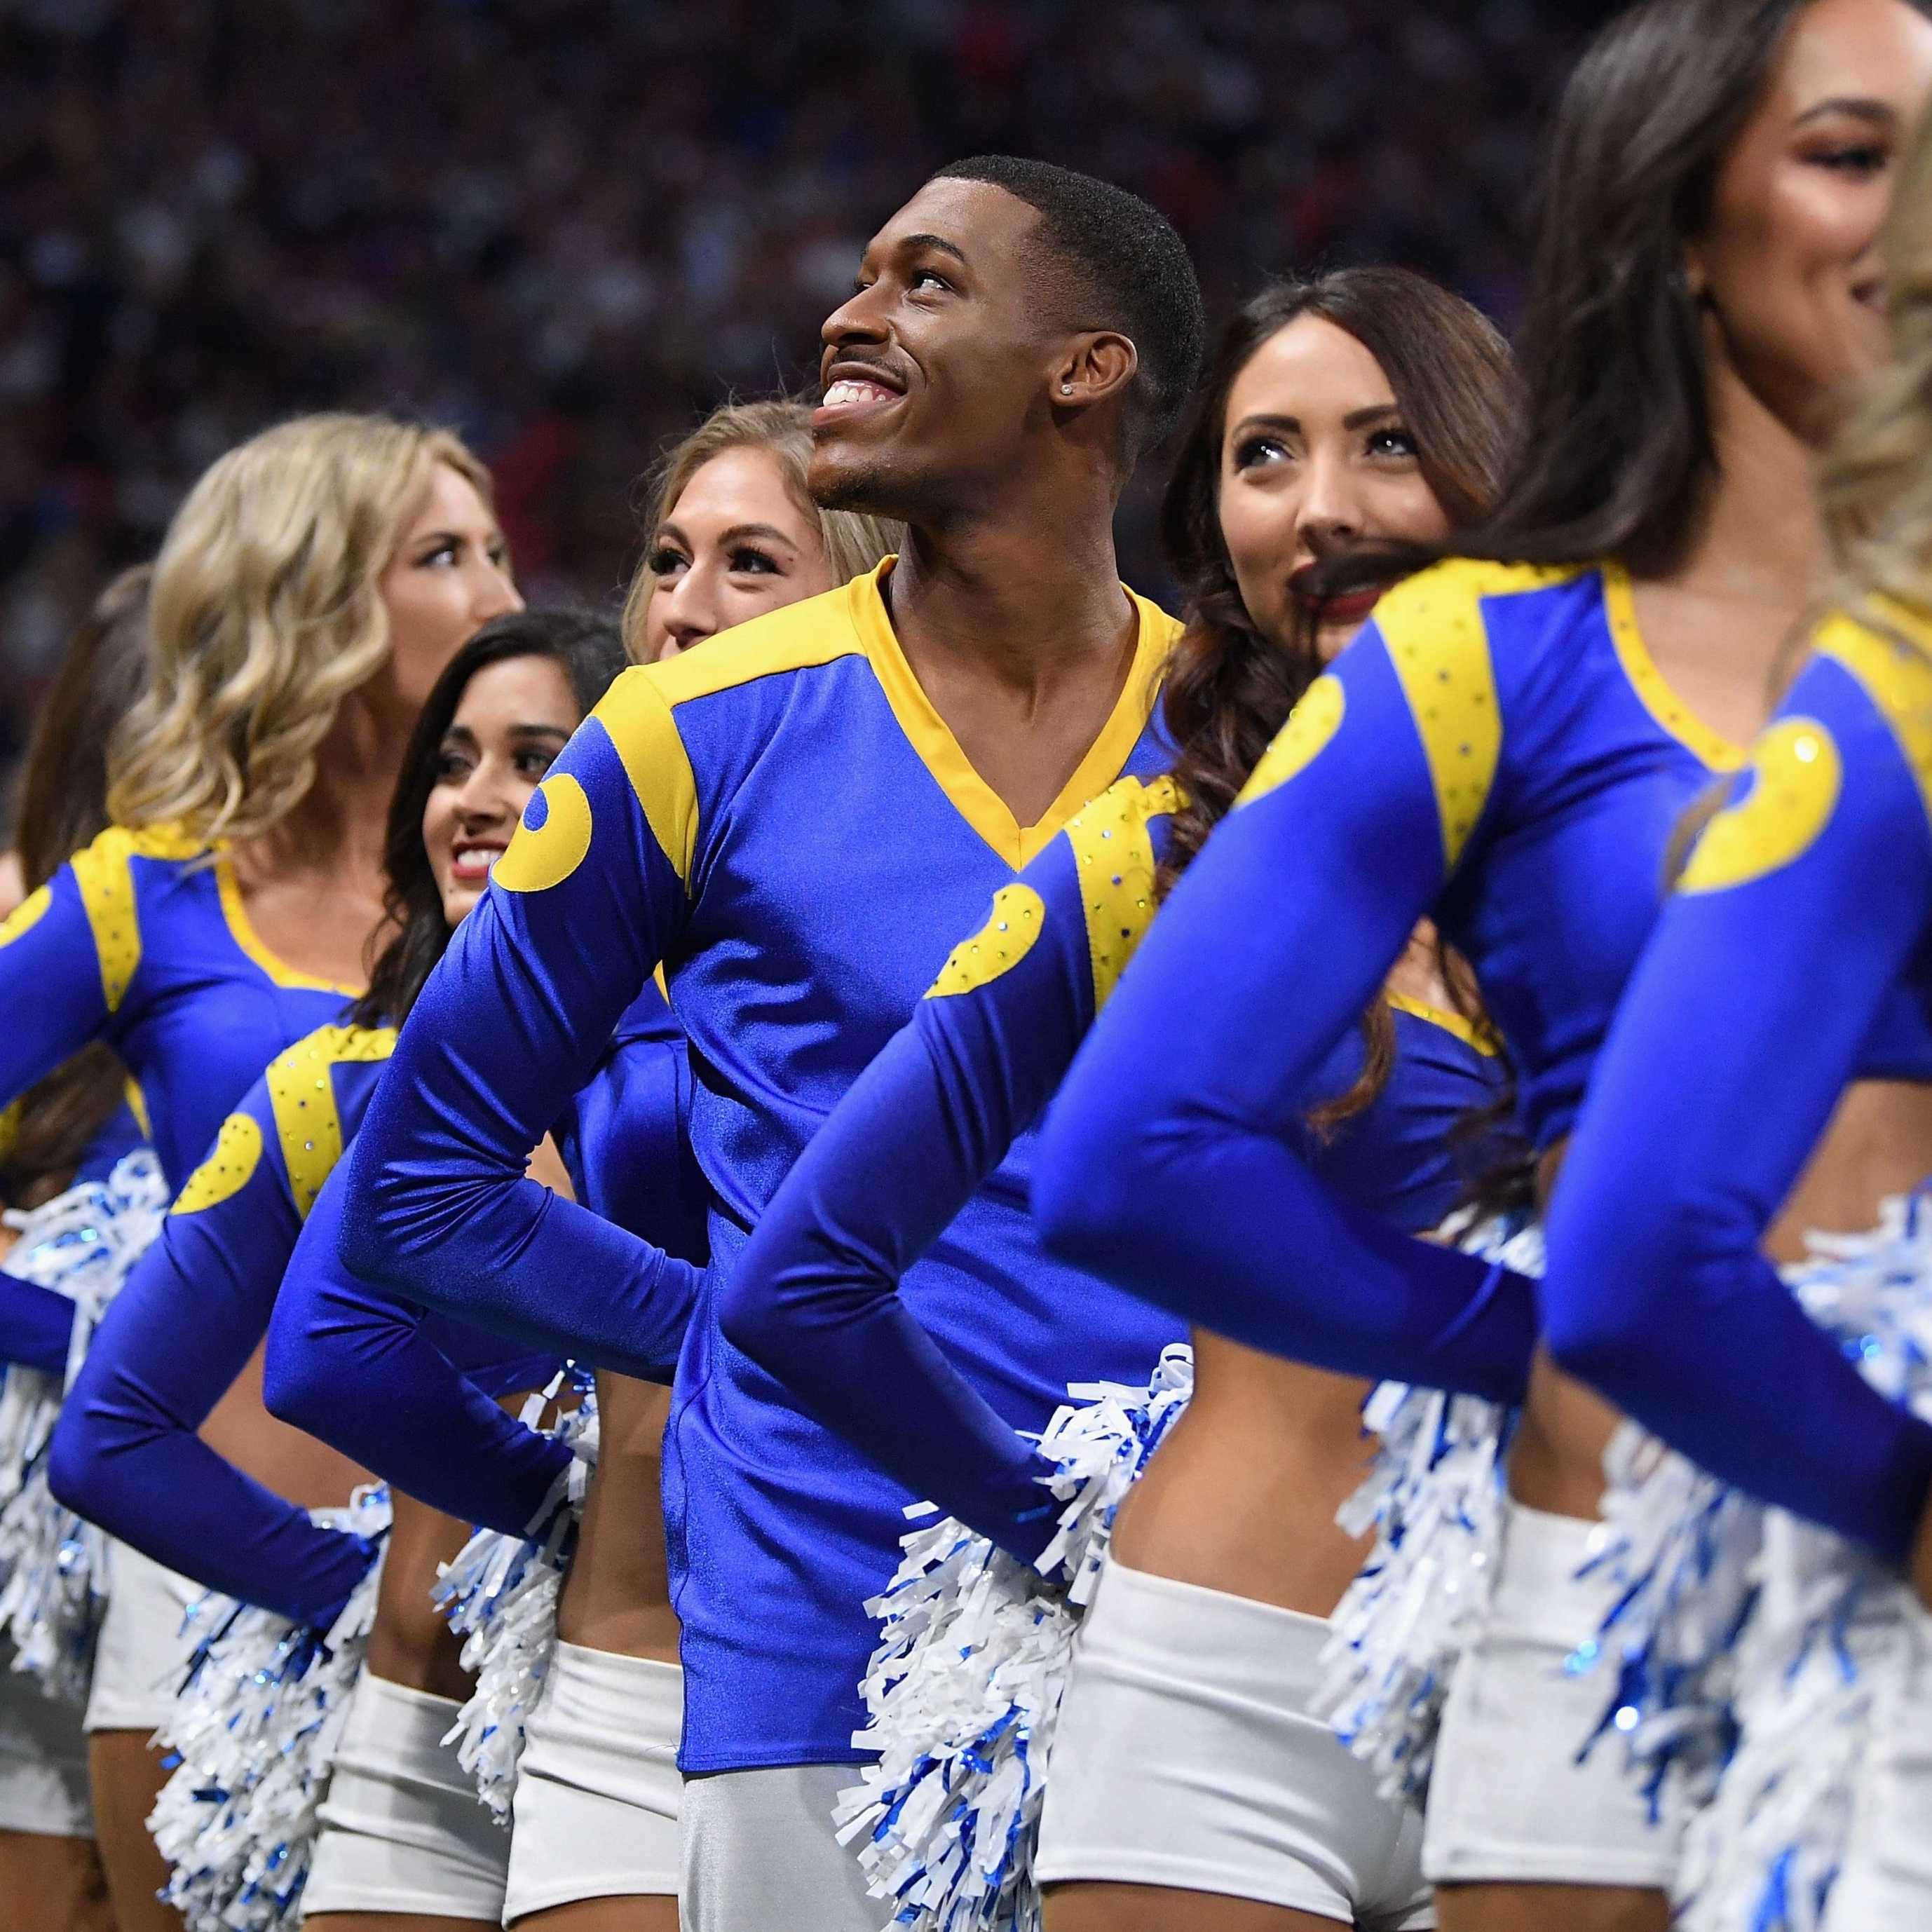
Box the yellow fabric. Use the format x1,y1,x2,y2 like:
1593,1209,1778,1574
262,1024,397,1220
926,885,1048,998
1678,717,1842,897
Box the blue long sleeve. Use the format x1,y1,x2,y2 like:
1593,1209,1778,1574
1033,647,1537,1401
264,1160,571,1537
0,1273,75,1377
1544,618,1932,1562
339,695,706,1376
48,1077,375,1622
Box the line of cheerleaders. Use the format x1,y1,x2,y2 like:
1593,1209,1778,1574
6,4,1932,1931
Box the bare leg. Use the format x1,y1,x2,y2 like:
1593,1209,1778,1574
1436,1882,1670,1932
306,1918,498,1932
0,1828,114,1932
87,1729,180,1932
1045,1882,1343,1931
512,1896,681,1932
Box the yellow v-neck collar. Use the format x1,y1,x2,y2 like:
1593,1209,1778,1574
1600,561,1749,773
846,561,1169,870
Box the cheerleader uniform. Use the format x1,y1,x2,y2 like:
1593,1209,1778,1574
0,824,355,1734
719,771,1521,1924
1030,559,1930,1891
1543,606,1932,1921
265,981,708,1919
338,564,1185,1931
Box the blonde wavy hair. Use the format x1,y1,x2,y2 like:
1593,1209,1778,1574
107,413,495,845
620,398,901,660
1823,111,1932,640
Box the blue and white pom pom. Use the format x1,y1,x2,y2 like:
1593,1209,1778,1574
0,1148,169,1700
1668,1190,1932,1932
435,1369,597,1821
1312,1210,1539,1803
834,1345,1194,1932
147,1485,390,1932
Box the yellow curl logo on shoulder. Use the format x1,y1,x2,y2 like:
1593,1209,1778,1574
494,775,594,893
927,884,1046,998
172,1112,264,1215
1679,716,1842,895
1237,674,1345,806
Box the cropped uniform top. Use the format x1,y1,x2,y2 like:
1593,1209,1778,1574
1034,562,1932,1377
720,772,1521,1564
1546,608,1932,1562
340,562,1187,1771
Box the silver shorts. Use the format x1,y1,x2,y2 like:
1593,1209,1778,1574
502,1640,681,1921
81,1539,200,1736
680,1760,876,1932
0,1645,90,1836
1037,1557,1432,1928
1422,1497,1685,1889
303,1670,507,1920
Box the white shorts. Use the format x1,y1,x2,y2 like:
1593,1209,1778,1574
81,1539,201,1735
0,1645,91,1836
1825,1593,1932,1926
1037,1558,1433,1928
304,1671,507,1921
502,1640,682,1921
1422,1498,1685,1889
681,1760,876,1932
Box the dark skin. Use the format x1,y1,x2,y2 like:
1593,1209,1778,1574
810,177,1148,829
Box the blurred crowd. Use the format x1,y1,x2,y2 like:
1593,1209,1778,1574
0,0,1600,826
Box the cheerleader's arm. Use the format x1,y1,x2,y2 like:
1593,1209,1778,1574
1035,637,1538,1401
47,1087,376,1623
1545,645,1932,1562
264,1159,572,1539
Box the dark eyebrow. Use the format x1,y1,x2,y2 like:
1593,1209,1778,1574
1794,97,1899,130
1342,402,1403,430
899,231,970,267
1229,411,1300,438
507,723,572,741
440,723,478,747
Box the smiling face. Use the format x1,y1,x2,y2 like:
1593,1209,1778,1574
421,652,580,927
375,463,524,718
1218,314,1452,665
1692,0,1932,437
642,445,838,659
808,177,1085,522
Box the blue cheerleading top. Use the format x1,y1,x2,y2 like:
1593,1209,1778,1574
264,976,710,1498
0,824,360,1194
339,562,1186,1773
721,770,1517,1564
1033,562,1921,1373
1545,608,1932,1563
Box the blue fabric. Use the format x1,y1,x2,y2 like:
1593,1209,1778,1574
1033,562,1932,1388
339,565,1186,1771
49,1045,389,1624
0,829,352,1193
722,780,1512,1562
0,1275,75,1377
1544,631,1932,1560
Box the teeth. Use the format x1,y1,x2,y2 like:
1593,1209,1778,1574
825,378,892,407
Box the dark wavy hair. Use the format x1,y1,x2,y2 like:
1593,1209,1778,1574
350,608,627,1029
2,566,155,1209
1157,269,1520,1132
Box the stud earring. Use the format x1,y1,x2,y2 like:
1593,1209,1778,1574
1061,382,1074,395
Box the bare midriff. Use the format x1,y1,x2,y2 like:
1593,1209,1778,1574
1109,1333,1377,1620
556,1370,681,1664
197,1337,374,1511
1509,1079,1932,1520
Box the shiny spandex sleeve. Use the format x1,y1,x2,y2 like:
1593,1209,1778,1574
1033,641,1537,1400
1544,645,1932,1562
264,1159,571,1537
0,1275,76,1377
0,866,115,1112
339,698,705,1374
721,831,1107,1563
48,1087,375,1624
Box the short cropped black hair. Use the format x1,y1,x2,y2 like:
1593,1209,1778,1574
932,154,1206,462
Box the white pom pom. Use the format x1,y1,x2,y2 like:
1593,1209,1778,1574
836,1345,1192,1932
435,1371,597,1821
0,1150,169,1701
146,1485,391,1932
1312,1210,1538,1802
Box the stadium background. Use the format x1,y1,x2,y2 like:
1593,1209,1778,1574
0,0,1621,826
